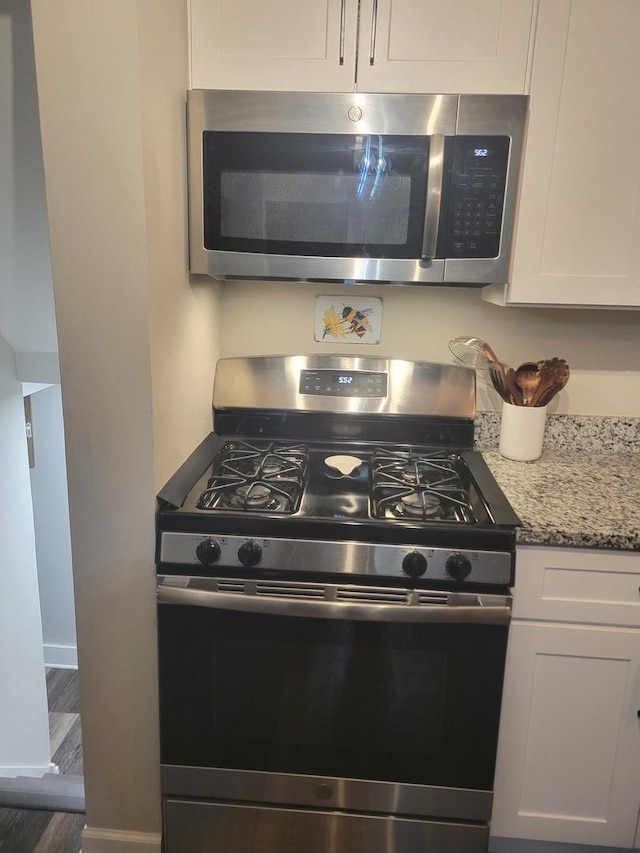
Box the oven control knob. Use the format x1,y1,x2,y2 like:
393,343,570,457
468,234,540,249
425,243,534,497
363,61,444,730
238,540,263,568
446,552,472,581
195,538,221,566
402,551,427,578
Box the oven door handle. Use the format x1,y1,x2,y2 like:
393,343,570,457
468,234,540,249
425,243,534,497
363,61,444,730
157,580,511,625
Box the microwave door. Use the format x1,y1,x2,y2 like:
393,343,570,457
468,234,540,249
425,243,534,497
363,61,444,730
198,131,446,284
187,91,527,286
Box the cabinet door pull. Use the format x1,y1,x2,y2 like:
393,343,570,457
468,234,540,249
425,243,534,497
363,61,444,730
339,0,346,65
369,0,378,65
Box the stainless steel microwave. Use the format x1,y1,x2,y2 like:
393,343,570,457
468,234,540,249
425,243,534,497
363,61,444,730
187,90,527,286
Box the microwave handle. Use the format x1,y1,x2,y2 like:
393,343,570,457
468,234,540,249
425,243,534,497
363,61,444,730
339,0,346,65
157,581,511,626
421,134,446,260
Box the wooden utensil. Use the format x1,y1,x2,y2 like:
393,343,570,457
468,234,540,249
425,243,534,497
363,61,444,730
514,362,541,405
481,341,501,364
482,344,518,403
536,370,570,407
505,367,524,405
488,360,512,404
529,358,570,407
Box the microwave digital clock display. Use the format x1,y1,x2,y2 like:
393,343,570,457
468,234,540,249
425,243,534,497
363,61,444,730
299,370,387,397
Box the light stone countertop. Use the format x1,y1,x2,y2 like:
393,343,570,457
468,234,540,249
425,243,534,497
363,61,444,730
473,413,640,552
481,449,640,551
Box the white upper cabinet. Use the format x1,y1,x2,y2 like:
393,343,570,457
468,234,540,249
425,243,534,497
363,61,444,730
189,0,537,94
486,0,640,308
189,0,359,92
356,0,536,94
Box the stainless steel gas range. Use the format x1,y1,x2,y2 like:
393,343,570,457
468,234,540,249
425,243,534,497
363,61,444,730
155,355,520,853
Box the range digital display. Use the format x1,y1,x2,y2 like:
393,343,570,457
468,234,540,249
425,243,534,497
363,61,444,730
300,370,387,397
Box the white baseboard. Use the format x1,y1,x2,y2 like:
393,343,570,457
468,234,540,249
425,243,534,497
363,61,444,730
0,762,59,778
81,826,162,853
43,643,78,669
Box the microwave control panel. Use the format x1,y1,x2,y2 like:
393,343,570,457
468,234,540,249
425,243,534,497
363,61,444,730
442,136,510,260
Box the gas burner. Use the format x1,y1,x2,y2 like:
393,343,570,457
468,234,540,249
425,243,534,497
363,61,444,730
262,457,291,477
231,483,274,509
371,446,474,523
397,492,444,519
400,463,420,484
195,441,309,514
221,443,308,480
395,461,454,487
198,478,299,513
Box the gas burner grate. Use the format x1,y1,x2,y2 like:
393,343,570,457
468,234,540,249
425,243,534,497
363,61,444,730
371,447,475,523
196,441,309,514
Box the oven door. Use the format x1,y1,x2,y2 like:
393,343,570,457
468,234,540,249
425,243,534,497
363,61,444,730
157,576,510,821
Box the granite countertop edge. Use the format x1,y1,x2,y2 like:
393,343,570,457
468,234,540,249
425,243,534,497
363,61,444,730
513,526,640,552
478,445,640,553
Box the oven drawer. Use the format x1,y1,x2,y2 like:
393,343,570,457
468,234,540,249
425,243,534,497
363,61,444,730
163,798,490,853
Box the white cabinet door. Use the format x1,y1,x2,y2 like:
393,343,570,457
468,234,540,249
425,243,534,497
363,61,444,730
190,0,359,91
189,0,536,95
356,0,537,94
492,621,640,846
500,0,640,307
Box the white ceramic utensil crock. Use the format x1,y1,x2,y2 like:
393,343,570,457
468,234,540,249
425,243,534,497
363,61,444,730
499,402,548,462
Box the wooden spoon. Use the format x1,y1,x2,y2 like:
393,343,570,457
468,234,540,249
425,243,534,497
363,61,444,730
536,369,570,407
514,362,541,406
504,367,524,405
529,358,570,407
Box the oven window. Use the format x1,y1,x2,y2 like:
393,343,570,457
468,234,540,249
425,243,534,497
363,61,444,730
202,132,429,259
158,605,508,791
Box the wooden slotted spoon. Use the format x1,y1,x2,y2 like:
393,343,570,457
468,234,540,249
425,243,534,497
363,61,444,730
536,368,571,407
529,358,570,407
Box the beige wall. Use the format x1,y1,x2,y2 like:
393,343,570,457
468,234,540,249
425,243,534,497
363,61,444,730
0,0,57,354
138,0,221,489
218,281,640,416
31,0,218,849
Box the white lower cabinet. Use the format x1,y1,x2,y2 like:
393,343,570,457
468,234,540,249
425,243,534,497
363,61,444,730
492,546,640,848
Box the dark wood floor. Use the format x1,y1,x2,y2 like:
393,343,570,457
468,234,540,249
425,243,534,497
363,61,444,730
0,808,85,853
47,668,83,778
0,669,85,853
